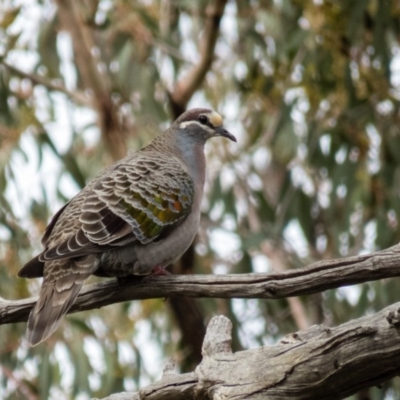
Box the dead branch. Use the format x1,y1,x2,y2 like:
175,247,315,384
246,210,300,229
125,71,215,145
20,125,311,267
2,244,400,325
100,308,400,400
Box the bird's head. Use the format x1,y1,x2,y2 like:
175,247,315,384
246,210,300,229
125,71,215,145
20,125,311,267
173,108,236,143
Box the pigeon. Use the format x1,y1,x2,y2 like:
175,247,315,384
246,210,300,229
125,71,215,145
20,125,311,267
18,108,236,346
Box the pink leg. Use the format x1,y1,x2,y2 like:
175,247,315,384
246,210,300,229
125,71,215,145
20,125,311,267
150,265,171,276
142,265,172,283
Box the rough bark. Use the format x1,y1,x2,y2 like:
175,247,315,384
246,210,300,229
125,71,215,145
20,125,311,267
98,308,400,400
2,244,400,325
4,237,400,399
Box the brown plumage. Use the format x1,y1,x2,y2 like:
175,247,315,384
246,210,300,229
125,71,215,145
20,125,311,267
19,108,236,346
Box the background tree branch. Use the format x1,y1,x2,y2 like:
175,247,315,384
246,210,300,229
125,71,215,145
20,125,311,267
166,0,228,369
168,0,227,116
2,244,400,326
100,310,400,400
56,0,127,160
0,60,89,105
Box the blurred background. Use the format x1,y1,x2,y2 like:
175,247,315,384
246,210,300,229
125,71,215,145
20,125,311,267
1,0,400,399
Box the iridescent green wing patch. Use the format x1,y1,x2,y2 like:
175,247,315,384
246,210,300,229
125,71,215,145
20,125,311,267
83,154,195,245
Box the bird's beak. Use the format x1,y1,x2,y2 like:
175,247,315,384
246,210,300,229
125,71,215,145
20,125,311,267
215,126,237,142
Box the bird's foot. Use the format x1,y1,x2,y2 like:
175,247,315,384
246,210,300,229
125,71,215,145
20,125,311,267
142,266,171,283
150,265,172,276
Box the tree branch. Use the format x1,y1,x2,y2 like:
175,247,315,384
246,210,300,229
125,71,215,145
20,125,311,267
169,0,228,116
0,61,90,106
166,0,229,366
101,309,400,400
261,242,311,329
56,0,111,101
2,244,400,325
56,0,127,160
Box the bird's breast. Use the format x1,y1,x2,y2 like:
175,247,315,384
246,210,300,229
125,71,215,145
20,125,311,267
131,206,201,274
98,206,201,277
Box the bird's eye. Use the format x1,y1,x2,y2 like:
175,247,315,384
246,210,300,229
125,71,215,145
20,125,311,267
199,115,208,125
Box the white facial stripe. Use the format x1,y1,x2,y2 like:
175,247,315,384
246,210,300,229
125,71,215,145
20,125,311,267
209,111,223,127
179,120,215,133
179,111,224,131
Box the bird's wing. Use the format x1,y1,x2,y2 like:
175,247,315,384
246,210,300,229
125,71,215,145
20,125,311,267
38,153,194,261
18,201,74,278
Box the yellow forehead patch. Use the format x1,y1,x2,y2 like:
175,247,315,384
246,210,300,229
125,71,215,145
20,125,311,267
209,111,223,127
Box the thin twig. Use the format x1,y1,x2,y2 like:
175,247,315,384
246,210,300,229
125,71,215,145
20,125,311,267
0,60,90,105
0,365,38,400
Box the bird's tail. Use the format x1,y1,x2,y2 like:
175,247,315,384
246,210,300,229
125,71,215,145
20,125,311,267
27,257,97,346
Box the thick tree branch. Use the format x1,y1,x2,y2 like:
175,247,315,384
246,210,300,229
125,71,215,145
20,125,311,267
167,0,229,360
2,244,400,325
166,0,228,368
101,309,400,400
262,242,311,330
169,0,228,116
168,241,206,371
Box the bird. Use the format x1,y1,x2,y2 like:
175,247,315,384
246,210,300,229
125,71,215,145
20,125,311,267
18,108,236,346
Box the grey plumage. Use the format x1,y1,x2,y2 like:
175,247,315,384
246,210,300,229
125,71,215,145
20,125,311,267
19,108,236,346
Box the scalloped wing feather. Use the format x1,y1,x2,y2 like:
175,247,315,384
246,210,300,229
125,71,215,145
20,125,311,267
36,153,194,262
